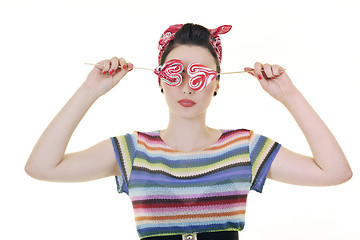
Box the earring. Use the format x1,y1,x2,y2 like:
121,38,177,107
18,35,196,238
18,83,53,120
161,88,164,93
213,91,217,96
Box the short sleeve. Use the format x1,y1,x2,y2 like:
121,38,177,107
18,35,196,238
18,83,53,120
249,130,281,193
111,132,137,195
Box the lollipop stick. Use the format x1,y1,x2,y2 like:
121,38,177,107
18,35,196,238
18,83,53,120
220,70,250,75
220,68,286,75
84,63,153,71
85,63,285,74
132,66,154,71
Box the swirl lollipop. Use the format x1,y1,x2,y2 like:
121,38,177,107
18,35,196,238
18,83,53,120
187,63,218,91
154,59,184,87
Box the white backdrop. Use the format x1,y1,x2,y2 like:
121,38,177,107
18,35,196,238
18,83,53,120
1,0,359,239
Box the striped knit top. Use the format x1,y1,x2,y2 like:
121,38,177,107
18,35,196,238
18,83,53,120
111,129,281,239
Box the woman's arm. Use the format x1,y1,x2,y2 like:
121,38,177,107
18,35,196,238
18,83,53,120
268,91,352,186
247,63,352,186
25,57,132,182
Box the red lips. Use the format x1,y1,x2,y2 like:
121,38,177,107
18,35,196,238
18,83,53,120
178,99,196,107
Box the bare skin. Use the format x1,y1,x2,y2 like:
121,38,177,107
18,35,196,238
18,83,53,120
25,46,352,186
24,57,130,182
159,46,221,152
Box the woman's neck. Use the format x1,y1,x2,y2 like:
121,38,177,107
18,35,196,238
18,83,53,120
160,114,221,152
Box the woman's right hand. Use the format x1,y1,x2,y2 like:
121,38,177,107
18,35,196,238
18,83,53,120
83,57,134,98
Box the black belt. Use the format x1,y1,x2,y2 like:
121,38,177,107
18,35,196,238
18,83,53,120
142,231,238,240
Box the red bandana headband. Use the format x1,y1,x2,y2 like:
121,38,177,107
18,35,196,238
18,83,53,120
158,24,232,64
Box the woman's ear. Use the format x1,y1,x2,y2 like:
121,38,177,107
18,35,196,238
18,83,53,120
159,78,164,93
213,80,220,96
215,80,220,92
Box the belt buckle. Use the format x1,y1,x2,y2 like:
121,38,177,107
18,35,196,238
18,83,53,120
182,233,197,240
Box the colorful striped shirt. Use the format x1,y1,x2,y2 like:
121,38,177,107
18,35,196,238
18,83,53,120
111,129,281,239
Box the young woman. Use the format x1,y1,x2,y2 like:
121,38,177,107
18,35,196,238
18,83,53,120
25,23,352,240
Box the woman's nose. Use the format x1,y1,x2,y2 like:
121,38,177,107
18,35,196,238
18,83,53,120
181,74,195,94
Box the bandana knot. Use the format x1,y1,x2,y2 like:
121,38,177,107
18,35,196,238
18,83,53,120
158,24,232,64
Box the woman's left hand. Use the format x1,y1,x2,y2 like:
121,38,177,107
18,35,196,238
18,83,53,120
245,62,299,103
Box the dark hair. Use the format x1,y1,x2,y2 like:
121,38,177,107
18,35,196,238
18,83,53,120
160,23,220,79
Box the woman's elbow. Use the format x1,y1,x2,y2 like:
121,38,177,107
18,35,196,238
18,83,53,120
328,167,353,185
341,168,353,183
24,163,42,180
24,161,53,181
339,160,353,184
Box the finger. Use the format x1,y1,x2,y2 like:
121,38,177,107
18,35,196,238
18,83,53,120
263,63,274,79
94,60,105,71
244,67,255,76
272,64,282,77
127,62,134,72
112,58,128,84
272,65,281,77
109,57,119,75
118,57,128,71
254,62,264,80
102,59,110,74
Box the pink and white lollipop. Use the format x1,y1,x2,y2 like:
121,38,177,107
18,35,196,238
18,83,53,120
187,63,218,91
154,59,184,87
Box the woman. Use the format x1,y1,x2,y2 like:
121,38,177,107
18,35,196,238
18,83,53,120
25,23,352,240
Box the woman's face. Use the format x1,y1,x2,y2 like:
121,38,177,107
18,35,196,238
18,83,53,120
161,45,219,119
